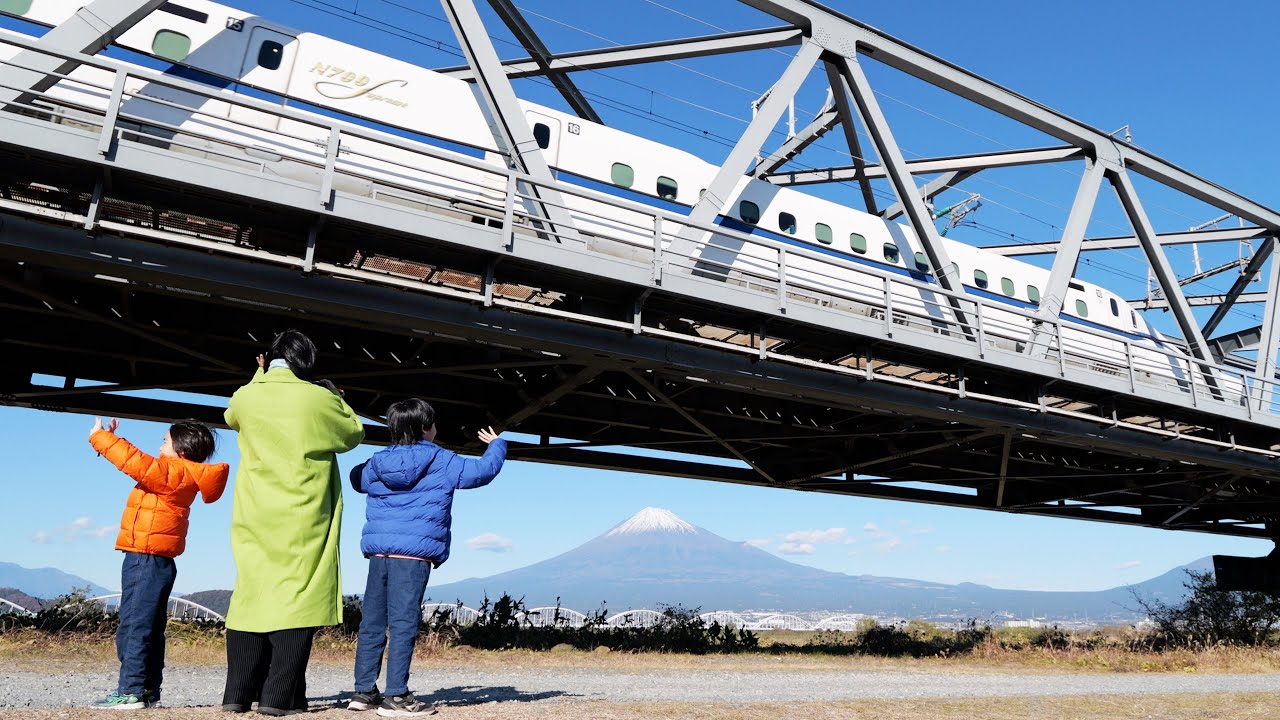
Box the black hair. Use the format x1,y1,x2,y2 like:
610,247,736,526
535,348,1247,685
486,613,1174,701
169,420,216,463
386,398,436,446
268,329,318,380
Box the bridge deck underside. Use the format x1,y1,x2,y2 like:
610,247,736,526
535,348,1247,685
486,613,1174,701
3,142,1280,540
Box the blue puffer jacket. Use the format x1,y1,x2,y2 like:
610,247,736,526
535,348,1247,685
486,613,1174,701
351,438,506,565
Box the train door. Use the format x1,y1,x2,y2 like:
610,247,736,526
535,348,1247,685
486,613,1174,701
230,26,298,130
526,111,561,171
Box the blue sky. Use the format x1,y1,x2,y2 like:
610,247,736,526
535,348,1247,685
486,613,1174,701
2,0,1278,600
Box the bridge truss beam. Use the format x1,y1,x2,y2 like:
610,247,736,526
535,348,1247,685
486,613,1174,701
0,0,166,108
4,217,1279,540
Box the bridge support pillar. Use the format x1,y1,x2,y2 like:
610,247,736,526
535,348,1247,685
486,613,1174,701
1214,532,1280,593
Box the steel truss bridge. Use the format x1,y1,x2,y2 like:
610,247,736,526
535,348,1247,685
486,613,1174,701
3,0,1280,569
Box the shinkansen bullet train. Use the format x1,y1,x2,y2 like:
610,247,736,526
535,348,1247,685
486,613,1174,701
0,1,1220,393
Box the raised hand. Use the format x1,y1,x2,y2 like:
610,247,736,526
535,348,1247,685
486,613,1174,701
91,417,120,436
256,354,266,369
477,426,499,444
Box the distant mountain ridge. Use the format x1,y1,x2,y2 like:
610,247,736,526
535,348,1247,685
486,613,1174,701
424,508,1205,622
0,562,111,599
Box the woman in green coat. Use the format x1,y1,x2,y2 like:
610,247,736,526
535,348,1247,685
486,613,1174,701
220,330,364,715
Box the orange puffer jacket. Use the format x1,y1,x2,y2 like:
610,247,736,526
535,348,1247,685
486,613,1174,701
90,429,229,559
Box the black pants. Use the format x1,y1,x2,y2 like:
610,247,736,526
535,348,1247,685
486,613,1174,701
222,627,317,712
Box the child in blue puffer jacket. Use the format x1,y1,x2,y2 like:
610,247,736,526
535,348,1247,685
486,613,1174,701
346,398,506,717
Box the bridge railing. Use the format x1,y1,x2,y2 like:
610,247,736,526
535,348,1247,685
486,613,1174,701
2,30,1277,446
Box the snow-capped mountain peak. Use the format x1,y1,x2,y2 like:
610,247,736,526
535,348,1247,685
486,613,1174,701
606,507,698,536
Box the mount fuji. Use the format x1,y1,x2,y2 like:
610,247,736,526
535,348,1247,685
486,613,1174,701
426,508,1197,620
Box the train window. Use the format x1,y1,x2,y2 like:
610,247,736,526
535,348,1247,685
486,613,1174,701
1109,297,1119,316
1075,299,1089,317
914,252,930,272
160,2,209,22
739,200,760,225
1000,277,1015,296
257,40,284,70
949,263,959,279
973,269,989,289
152,30,192,62
1131,310,1137,326
1027,285,1041,305
532,123,551,150
611,163,634,188
657,176,678,201
883,243,900,264
815,223,833,245
849,232,866,254
0,0,33,15
778,212,797,235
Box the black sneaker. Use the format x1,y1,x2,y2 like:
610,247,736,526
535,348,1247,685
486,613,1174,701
376,694,436,717
348,687,384,711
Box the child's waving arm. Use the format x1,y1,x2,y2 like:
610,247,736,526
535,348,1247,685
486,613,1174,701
455,428,507,490
89,419,180,495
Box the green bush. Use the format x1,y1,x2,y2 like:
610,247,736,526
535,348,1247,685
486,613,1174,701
1131,569,1280,648
437,594,757,654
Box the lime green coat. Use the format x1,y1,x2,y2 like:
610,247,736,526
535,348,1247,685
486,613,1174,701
224,367,364,632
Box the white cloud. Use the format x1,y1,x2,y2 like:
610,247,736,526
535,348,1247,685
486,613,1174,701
1117,560,1141,570
744,538,772,548
873,537,902,553
36,516,108,544
783,528,845,544
465,532,514,553
935,545,953,553
862,522,880,533
843,537,859,545
777,542,815,555
910,527,934,535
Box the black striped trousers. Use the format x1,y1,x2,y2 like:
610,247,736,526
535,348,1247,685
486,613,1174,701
222,627,317,714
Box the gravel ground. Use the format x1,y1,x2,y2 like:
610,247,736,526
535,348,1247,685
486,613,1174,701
4,662,1280,710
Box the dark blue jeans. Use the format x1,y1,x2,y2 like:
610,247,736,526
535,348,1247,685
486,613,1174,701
354,556,431,697
116,551,177,698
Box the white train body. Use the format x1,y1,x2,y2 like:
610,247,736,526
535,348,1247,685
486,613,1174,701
1,1,1212,392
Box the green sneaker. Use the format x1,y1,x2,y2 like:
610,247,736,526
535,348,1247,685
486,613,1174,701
96,691,147,710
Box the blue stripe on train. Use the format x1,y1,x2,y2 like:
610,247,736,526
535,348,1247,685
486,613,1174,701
555,170,1167,346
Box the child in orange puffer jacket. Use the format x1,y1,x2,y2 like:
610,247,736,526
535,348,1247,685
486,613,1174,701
89,417,229,710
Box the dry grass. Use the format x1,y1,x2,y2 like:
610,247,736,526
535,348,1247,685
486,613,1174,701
1,694,1278,720
6,628,1280,676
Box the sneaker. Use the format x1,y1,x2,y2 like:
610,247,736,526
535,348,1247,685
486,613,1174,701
376,694,436,717
348,687,384,711
96,692,146,710
143,690,161,709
